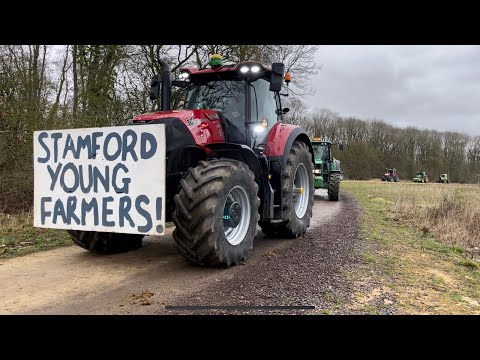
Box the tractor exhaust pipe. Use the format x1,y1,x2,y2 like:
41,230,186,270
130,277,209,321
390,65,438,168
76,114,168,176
158,58,171,111
149,58,171,111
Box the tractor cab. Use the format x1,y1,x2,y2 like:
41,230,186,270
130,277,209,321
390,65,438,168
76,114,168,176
151,54,290,149
312,139,333,171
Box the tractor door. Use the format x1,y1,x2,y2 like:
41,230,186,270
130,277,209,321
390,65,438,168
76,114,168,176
249,78,281,147
328,143,334,162
322,143,333,172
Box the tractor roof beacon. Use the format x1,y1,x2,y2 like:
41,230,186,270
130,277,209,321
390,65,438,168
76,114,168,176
67,54,315,268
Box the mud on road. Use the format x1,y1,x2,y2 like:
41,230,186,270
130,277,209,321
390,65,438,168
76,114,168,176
0,189,361,315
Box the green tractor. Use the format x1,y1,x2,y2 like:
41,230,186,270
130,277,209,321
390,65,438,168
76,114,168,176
437,173,449,183
413,171,429,183
311,138,343,201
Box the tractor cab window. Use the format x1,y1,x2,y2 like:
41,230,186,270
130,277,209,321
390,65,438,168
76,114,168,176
312,144,326,161
250,78,279,144
185,80,247,143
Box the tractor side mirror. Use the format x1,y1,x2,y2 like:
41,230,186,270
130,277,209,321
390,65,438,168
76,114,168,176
149,75,161,100
270,63,285,92
282,108,289,114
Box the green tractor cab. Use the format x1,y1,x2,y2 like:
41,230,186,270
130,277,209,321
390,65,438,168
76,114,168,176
311,138,343,201
413,171,429,183
437,173,449,183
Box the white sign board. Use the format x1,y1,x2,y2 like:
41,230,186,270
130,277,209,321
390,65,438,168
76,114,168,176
33,124,166,236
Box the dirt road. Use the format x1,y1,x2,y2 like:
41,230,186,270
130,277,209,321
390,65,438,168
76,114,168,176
1,189,360,315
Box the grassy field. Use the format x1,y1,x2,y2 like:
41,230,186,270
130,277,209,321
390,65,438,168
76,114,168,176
0,212,71,259
342,180,480,314
346,180,480,249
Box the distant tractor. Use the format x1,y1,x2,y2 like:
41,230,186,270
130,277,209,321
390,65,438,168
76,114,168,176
413,171,429,183
381,168,400,182
311,138,343,201
437,174,449,183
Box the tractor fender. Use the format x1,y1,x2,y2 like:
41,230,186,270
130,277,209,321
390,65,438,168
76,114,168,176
265,123,314,166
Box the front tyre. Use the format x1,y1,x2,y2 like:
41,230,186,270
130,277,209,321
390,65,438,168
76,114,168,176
259,141,314,238
172,159,260,267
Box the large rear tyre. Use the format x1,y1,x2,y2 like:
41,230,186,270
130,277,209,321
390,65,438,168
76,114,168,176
172,159,260,267
259,141,314,238
328,173,341,201
68,230,144,254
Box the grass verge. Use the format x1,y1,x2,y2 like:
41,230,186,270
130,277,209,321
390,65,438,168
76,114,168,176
342,180,480,314
0,212,71,259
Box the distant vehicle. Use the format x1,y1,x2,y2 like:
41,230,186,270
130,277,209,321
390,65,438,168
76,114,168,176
437,174,449,183
381,168,400,182
413,171,429,183
311,138,343,201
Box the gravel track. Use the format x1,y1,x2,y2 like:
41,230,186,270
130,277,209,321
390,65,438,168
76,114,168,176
0,190,363,315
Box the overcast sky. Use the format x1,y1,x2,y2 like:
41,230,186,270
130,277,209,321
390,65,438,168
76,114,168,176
303,45,480,135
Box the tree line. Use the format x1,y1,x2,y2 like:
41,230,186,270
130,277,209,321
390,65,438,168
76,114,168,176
1,45,478,212
285,104,480,183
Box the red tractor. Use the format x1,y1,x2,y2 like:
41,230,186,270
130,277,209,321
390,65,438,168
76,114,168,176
381,168,400,182
69,55,315,267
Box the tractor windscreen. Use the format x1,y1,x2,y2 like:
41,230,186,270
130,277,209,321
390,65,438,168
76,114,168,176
185,80,247,142
312,144,326,161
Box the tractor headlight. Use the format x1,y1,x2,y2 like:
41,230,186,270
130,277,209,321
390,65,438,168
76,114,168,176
254,125,265,133
240,66,249,73
314,169,321,174
251,65,261,73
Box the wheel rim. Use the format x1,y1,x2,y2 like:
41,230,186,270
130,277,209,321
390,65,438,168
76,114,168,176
223,185,251,246
293,163,309,218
